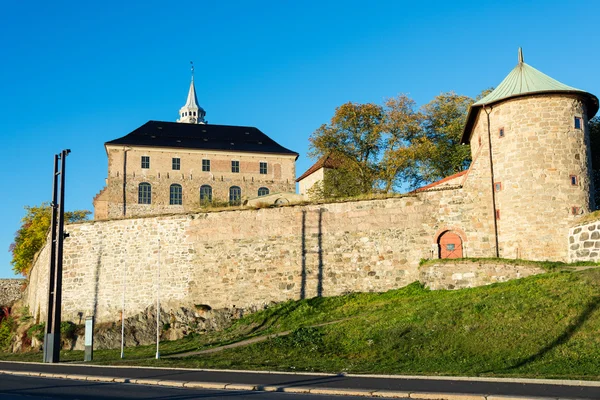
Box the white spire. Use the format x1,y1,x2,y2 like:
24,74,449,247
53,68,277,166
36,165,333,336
177,62,206,124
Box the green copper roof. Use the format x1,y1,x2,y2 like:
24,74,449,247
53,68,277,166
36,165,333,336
461,49,598,143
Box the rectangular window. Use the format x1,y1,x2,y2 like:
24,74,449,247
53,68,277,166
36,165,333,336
141,156,150,169
231,160,240,173
495,209,500,220
172,158,180,170
260,162,267,174
572,206,580,215
495,182,502,192
570,175,578,186
575,117,582,130
202,159,210,172
499,127,505,138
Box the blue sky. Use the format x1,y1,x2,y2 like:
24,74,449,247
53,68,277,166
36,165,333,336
1,0,599,278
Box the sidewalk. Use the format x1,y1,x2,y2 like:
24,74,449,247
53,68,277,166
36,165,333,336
1,360,599,399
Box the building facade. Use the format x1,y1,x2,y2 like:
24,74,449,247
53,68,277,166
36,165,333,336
94,77,298,220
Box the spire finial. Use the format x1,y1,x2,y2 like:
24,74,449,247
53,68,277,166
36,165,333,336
518,47,524,64
190,61,194,81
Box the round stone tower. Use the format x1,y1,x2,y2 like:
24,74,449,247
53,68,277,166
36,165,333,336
461,49,599,261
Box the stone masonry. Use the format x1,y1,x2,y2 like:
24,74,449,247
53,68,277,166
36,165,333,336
419,261,544,291
0,279,25,307
569,217,600,262
469,94,593,261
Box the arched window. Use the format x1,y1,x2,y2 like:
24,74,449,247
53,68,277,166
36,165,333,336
258,187,269,197
229,186,241,205
170,184,182,205
138,183,151,204
200,185,212,203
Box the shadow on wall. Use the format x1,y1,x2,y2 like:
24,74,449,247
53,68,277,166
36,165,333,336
300,208,324,299
91,245,103,321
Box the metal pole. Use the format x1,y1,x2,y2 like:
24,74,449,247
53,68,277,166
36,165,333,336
50,149,69,363
155,238,160,359
43,154,59,363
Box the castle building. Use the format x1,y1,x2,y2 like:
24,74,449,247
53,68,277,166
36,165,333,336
25,50,600,327
93,74,298,220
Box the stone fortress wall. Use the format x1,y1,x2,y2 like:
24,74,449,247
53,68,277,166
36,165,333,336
27,186,500,325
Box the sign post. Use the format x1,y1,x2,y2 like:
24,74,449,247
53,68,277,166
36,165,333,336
84,316,94,362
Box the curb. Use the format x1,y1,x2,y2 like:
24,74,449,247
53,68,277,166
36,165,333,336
2,360,599,388
0,369,581,399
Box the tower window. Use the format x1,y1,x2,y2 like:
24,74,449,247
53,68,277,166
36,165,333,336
170,184,182,205
231,160,240,173
499,127,505,138
570,175,578,186
229,186,241,205
495,209,500,220
572,206,581,215
575,117,582,130
141,156,150,169
258,187,269,197
172,158,180,170
260,162,267,175
495,182,502,192
138,183,151,204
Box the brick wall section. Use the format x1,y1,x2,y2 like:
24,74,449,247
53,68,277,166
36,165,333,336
27,187,501,324
469,94,593,261
0,279,25,306
419,261,544,290
569,218,600,262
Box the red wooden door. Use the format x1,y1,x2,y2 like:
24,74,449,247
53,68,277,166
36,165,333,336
438,231,463,259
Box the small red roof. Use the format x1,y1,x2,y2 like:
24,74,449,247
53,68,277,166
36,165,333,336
415,170,467,192
296,154,342,182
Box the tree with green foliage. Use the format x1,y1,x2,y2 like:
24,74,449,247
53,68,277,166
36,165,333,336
309,91,491,197
9,203,90,276
308,102,385,197
417,92,473,184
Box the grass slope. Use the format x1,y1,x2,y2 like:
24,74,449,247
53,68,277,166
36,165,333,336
3,268,600,379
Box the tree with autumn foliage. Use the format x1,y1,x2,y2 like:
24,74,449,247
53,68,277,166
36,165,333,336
309,91,490,197
309,102,385,197
9,203,90,276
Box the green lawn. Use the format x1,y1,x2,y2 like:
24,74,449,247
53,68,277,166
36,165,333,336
3,268,600,380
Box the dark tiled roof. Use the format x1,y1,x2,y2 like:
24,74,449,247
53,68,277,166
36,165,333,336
296,154,342,182
106,121,298,158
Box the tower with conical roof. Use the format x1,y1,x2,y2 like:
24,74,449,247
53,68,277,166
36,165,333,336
177,63,206,124
461,48,599,261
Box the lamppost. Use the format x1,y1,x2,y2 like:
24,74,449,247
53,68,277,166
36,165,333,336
43,149,70,363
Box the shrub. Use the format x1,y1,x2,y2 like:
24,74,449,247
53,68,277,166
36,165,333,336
27,323,45,342
0,317,16,351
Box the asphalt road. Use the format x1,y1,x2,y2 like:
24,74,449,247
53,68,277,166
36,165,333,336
0,374,389,400
1,361,599,399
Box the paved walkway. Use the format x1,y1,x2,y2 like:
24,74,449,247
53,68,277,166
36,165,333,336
1,360,600,399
